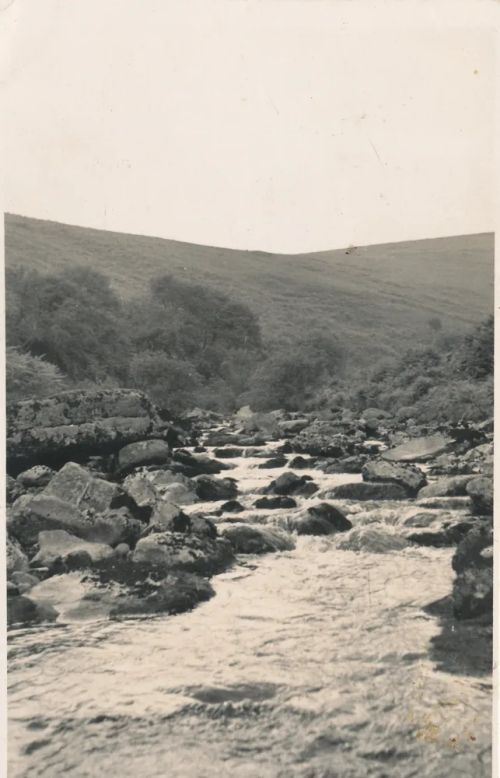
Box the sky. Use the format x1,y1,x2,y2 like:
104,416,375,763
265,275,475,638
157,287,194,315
0,0,496,253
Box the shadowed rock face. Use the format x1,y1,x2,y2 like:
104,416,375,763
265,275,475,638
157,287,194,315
7,389,168,475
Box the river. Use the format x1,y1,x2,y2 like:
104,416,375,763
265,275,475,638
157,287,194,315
7,442,492,777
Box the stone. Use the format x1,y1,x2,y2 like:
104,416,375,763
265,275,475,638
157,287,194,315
217,500,245,514
337,527,412,553
278,419,310,435
257,456,288,469
132,532,234,575
115,439,170,474
6,536,29,577
404,521,475,548
144,501,191,534
254,496,297,510
194,476,238,501
222,525,295,554
289,420,349,457
466,477,493,516
382,434,454,463
11,571,40,594
415,496,473,511
288,455,313,470
7,388,166,474
418,475,475,499
213,447,244,458
31,530,115,569
9,462,144,548
287,503,352,536
318,456,366,474
264,472,318,497
361,460,426,495
451,524,493,621
109,572,215,618
7,596,58,626
17,465,55,488
327,481,407,501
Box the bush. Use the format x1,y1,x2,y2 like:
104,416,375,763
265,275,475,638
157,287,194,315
129,351,203,414
6,348,66,403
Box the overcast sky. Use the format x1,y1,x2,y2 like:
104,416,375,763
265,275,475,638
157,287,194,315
1,0,496,252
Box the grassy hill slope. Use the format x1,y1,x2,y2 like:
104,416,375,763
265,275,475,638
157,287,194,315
4,213,494,364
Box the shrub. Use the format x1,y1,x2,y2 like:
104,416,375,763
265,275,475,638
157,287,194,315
6,348,66,403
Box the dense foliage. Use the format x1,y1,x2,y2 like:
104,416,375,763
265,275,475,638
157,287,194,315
5,265,493,421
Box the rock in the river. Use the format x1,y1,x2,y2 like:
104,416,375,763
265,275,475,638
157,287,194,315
254,495,297,510
318,455,366,474
194,475,238,501
404,520,475,548
144,501,191,534
361,460,426,496
7,388,166,474
466,477,493,516
222,525,295,554
32,530,115,569
257,456,288,469
217,500,245,514
382,434,454,463
115,439,170,475
288,455,313,470
109,572,215,617
415,496,473,512
452,523,493,620
9,462,144,548
418,475,475,499
17,465,55,488
288,420,349,457
132,531,234,575
337,527,412,553
7,595,58,626
6,536,29,577
171,450,233,476
287,502,352,536
327,481,407,501
264,472,318,497
213,447,244,459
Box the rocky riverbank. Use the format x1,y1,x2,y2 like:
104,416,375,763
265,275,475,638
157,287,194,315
6,391,493,655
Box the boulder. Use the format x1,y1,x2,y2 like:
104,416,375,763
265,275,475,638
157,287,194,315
171,450,233,476
257,456,288,469
144,501,191,534
418,475,475,499
216,500,245,514
10,571,40,594
213,447,244,459
109,572,215,617
222,525,295,554
115,439,170,474
194,476,238,501
6,476,25,504
318,455,366,474
404,520,475,548
264,472,318,497
254,496,297,510
361,460,426,496
17,465,55,488
451,524,493,621
7,595,58,626
31,530,114,568
288,455,313,470
9,462,144,548
289,421,348,457
6,536,29,577
466,477,493,516
327,481,407,501
7,388,166,474
287,503,352,536
337,527,412,553
278,419,310,435
121,472,158,510
132,531,234,575
382,434,454,463
415,496,473,511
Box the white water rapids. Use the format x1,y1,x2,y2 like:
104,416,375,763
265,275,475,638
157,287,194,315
7,442,492,777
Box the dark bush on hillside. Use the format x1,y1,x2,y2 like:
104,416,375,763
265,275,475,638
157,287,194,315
6,266,130,381
129,351,203,413
6,348,65,403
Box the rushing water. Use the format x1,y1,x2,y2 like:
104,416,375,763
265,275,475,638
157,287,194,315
7,442,492,777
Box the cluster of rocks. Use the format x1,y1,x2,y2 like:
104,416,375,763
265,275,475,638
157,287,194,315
6,392,494,630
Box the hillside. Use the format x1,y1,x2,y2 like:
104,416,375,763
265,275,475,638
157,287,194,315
4,213,494,364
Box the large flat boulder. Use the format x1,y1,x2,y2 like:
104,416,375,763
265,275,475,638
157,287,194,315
382,434,454,463
132,531,234,575
7,388,166,474
361,460,426,495
32,530,115,568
